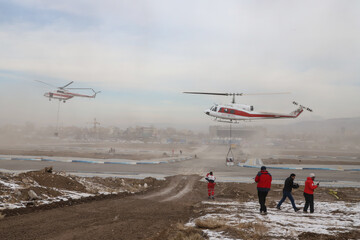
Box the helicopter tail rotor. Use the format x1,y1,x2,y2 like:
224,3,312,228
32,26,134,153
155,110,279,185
93,91,101,98
293,101,312,112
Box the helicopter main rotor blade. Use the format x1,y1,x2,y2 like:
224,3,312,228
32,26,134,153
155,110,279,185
66,88,97,93
34,80,58,88
241,92,291,96
66,88,94,90
61,81,74,89
183,92,236,96
183,91,290,96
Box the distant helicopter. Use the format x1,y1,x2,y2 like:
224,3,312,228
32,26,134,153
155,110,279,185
35,80,101,103
183,92,312,123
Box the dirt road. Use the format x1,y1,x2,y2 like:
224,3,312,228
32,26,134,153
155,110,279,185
0,175,204,240
1,173,360,239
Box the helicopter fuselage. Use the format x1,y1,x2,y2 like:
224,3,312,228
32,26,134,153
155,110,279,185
44,90,98,102
204,103,304,122
44,92,73,102
36,80,100,102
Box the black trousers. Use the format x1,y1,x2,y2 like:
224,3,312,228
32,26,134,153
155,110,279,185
258,191,268,212
303,193,314,213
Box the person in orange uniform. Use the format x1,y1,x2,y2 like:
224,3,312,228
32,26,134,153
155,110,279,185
303,173,319,213
205,172,216,200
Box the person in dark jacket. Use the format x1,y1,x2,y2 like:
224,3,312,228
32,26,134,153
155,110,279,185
303,173,319,213
276,173,300,212
255,166,272,214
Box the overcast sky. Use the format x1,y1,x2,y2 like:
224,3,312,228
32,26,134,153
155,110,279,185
0,0,359,131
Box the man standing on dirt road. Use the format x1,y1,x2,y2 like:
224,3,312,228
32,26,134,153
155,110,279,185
255,166,272,215
303,173,319,213
205,172,216,200
276,173,300,212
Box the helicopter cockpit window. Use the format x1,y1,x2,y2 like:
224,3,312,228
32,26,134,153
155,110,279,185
214,107,217,112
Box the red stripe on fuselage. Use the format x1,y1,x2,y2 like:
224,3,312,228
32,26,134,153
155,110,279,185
218,107,295,118
53,93,72,98
67,93,93,98
46,92,73,99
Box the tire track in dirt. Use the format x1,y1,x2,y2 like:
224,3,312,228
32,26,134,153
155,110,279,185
139,175,201,202
139,178,179,199
161,177,196,202
0,175,205,240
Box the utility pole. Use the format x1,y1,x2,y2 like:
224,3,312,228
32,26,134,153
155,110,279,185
92,118,100,131
87,118,100,139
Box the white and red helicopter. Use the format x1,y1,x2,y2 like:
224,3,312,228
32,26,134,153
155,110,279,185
36,80,100,103
183,92,312,123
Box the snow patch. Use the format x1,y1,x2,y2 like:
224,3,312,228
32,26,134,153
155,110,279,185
0,179,21,189
189,200,360,239
203,229,234,240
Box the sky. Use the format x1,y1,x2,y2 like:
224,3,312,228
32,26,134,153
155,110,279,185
0,0,359,131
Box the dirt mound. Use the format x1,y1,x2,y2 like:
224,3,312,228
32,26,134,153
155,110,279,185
16,170,86,192
0,168,161,214
18,186,62,201
74,175,157,194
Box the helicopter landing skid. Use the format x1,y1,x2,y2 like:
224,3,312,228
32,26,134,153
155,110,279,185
214,118,240,124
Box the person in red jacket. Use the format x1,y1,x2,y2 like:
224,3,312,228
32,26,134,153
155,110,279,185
255,166,272,214
303,173,319,213
205,172,216,200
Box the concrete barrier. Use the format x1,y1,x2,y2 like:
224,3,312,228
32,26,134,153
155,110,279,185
238,164,358,172
242,165,260,168
136,162,160,165
104,161,136,165
41,158,58,162
12,157,36,161
72,160,103,164
2,155,192,166
302,167,337,171
266,166,302,170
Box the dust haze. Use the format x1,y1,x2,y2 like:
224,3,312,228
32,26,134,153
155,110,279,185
1,117,359,162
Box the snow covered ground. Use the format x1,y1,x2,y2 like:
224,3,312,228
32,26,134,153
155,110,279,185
0,171,150,211
0,178,97,210
187,200,360,239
